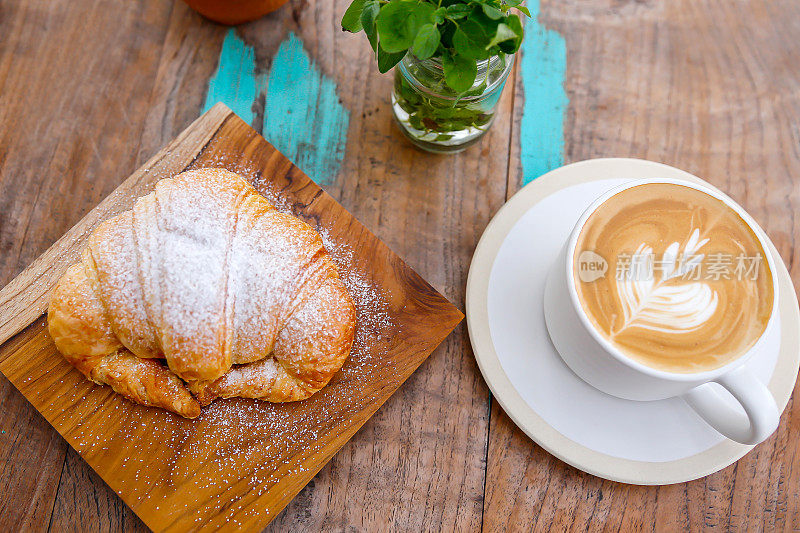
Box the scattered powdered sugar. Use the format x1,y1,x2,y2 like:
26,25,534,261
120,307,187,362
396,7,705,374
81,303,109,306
250,173,295,214
154,171,241,368
152,169,400,521
60,160,404,524
227,198,311,364
320,232,396,360
247,170,398,365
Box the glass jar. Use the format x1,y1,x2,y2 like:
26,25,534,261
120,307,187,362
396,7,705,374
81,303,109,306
392,53,515,154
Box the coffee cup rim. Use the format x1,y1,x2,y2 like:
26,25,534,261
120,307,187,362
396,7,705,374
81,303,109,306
565,177,780,382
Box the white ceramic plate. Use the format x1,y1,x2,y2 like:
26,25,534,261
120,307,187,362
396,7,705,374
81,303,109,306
466,158,800,485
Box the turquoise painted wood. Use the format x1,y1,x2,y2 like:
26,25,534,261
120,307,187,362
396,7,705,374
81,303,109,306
202,7,564,187
203,29,349,185
519,1,568,185
203,28,262,126
263,33,349,186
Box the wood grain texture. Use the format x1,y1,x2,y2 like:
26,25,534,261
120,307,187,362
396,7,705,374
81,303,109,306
0,1,176,530
0,104,228,348
2,0,799,530
486,1,800,531
48,448,148,533
0,104,463,531
133,2,515,531
0,379,67,531
261,3,515,530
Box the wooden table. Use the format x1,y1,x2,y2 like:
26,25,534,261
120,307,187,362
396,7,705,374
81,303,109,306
1,0,798,530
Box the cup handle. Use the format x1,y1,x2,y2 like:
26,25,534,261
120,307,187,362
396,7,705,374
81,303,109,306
681,366,779,445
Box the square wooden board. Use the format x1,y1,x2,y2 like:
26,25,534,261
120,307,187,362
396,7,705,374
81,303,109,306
0,104,464,531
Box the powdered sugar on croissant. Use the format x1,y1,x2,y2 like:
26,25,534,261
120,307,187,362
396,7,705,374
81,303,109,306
48,168,356,418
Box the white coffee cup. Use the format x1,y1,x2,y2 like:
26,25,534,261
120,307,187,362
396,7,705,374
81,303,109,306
543,178,779,445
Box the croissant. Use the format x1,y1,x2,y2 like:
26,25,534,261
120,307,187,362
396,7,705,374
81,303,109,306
48,168,356,418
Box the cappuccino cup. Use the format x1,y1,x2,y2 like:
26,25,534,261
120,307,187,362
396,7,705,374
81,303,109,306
544,178,779,445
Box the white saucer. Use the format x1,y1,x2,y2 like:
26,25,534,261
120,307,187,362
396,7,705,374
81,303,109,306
466,158,800,485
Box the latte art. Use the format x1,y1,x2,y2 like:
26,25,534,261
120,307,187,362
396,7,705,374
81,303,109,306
574,183,774,374
616,239,719,336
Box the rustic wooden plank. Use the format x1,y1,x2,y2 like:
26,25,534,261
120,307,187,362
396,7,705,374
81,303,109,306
0,379,66,531
48,448,148,532
8,0,797,530
40,6,230,526
485,0,800,530
260,2,516,530
16,3,297,528
70,1,515,530
136,1,230,169
0,105,231,350
0,106,464,531
29,0,503,525
0,0,177,529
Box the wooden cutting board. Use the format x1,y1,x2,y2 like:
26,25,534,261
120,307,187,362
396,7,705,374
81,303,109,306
0,103,463,532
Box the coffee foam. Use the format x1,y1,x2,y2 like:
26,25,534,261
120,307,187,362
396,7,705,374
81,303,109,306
574,183,774,374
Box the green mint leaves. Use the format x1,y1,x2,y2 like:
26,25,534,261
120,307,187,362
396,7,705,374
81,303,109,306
341,0,366,32
442,52,478,93
376,1,437,53
342,0,528,92
412,23,441,59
